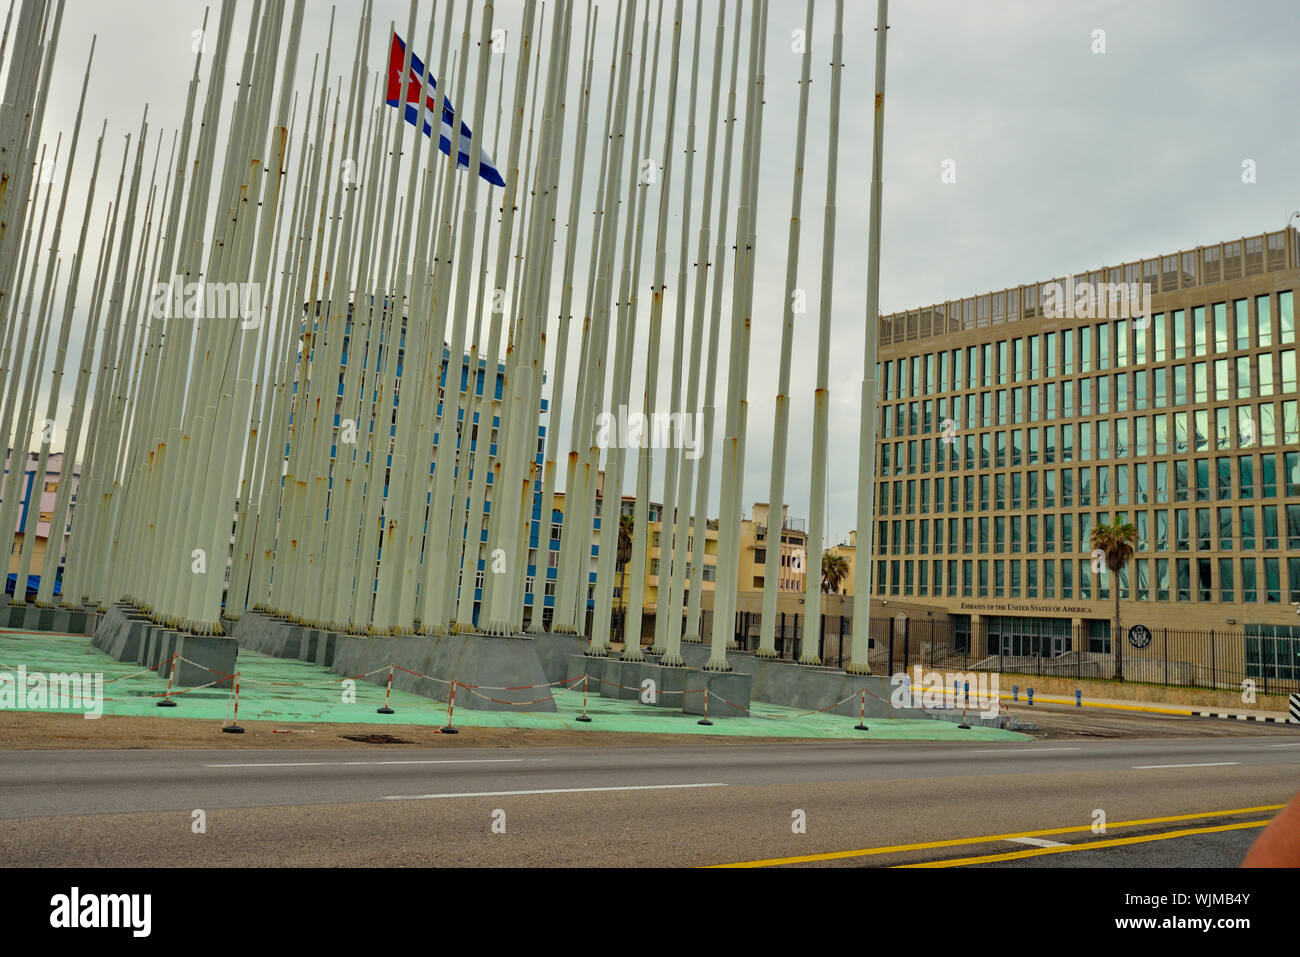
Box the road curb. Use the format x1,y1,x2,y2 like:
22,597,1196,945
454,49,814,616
1189,711,1295,725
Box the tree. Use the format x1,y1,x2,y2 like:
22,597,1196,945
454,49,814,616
1090,516,1138,681
616,514,634,646
821,552,849,594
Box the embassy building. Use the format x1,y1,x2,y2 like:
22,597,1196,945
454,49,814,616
870,228,1300,685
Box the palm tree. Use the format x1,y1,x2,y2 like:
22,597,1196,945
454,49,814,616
821,552,849,594
616,514,634,646
1090,516,1138,681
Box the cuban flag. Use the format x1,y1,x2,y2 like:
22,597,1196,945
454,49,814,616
385,33,506,187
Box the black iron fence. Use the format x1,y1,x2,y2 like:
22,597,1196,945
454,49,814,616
613,605,1300,697
816,616,1299,696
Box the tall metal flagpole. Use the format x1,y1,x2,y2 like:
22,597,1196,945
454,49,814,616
522,0,593,634
707,0,767,671
682,0,742,647
586,0,655,656
648,0,701,658
848,0,888,674
451,0,538,633
756,0,814,659
799,0,844,666
621,0,683,661
549,0,624,637
480,0,569,637
420,0,498,635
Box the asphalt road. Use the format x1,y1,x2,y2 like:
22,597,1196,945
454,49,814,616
2,735,1298,866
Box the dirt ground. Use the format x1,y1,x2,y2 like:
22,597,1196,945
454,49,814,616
0,710,820,750
2,702,1294,751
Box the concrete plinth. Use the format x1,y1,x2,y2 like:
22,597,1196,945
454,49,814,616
3,604,37,630
531,632,588,684
681,669,753,718
140,628,159,670
322,623,558,713
90,604,152,663
566,653,610,694
611,659,655,702
596,656,625,698
314,631,336,668
172,634,238,687
638,662,691,709
153,631,182,674
230,612,295,658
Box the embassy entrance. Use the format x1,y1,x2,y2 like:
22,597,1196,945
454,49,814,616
973,614,1112,658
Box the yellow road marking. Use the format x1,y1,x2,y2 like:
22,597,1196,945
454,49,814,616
709,804,1284,868
899,819,1271,868
905,683,1289,719
904,684,1194,716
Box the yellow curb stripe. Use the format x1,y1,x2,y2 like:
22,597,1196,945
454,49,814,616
904,683,1286,718
899,819,1271,868
709,804,1284,868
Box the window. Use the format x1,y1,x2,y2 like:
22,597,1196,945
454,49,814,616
1197,558,1212,602
1265,557,1282,604
1240,506,1256,549
1176,558,1191,601
1235,300,1250,350
1219,558,1235,602
1263,504,1279,549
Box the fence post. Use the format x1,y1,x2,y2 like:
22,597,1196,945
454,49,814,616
1261,631,1270,697
1210,629,1216,690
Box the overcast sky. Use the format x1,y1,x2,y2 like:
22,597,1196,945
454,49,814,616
19,0,1300,546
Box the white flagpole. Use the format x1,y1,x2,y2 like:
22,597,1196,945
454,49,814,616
756,0,814,658
848,0,889,674
799,0,844,666
623,0,684,660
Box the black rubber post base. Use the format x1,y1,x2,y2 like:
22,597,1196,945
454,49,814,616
377,707,394,714
958,723,971,729
575,715,592,723
222,725,245,734
439,727,459,734
854,724,869,731
697,719,713,727
157,699,177,708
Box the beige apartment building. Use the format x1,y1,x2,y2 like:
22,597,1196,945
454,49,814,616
869,228,1300,683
